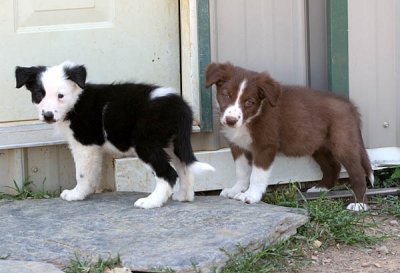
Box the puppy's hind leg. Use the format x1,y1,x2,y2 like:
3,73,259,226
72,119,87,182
165,147,194,202
332,147,368,211
308,148,341,193
134,144,176,209
168,128,214,202
61,141,103,201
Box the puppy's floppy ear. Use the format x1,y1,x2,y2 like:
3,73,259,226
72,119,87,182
64,65,87,89
15,66,44,89
256,72,281,106
205,62,233,88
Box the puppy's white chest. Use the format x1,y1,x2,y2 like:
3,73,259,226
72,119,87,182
222,126,252,150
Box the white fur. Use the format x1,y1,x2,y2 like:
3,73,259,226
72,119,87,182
369,172,375,187
220,154,251,198
164,147,195,202
38,61,83,122
221,79,247,127
150,87,177,100
60,136,103,201
221,125,252,150
134,178,172,209
234,165,272,204
346,202,369,211
102,141,137,158
306,186,329,193
188,161,215,174
172,159,195,202
164,147,214,202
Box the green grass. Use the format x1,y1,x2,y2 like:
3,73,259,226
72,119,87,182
0,178,60,200
63,254,121,273
374,167,400,188
221,185,385,273
372,195,400,218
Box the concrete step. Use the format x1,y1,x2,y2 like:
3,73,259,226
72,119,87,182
0,192,308,272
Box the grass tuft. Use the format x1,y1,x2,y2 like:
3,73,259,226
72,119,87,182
221,184,385,273
374,167,400,188
372,195,400,218
64,253,121,273
299,196,381,246
0,178,59,200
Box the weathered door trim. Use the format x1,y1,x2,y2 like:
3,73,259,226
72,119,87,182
327,0,349,97
197,0,213,132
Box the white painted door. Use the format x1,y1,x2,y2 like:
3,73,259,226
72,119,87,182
0,0,180,122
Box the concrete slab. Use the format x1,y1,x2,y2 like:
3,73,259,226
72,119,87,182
0,260,64,273
0,192,308,272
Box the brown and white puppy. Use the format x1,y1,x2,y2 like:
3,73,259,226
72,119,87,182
205,62,373,211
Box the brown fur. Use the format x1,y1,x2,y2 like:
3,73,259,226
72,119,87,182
206,62,372,204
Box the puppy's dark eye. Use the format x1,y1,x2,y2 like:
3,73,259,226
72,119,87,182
244,100,255,108
58,94,64,99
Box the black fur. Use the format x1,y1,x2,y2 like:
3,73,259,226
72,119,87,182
64,65,87,89
68,83,197,186
15,66,46,103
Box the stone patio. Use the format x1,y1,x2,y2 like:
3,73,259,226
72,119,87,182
0,192,308,272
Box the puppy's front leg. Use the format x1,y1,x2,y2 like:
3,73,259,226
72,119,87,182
220,154,251,198
61,141,103,201
234,150,275,204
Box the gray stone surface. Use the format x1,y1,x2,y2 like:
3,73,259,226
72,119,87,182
0,192,308,272
0,260,64,273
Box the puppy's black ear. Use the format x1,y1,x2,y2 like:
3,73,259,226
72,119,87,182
256,73,281,107
64,65,87,89
15,66,44,89
205,62,234,88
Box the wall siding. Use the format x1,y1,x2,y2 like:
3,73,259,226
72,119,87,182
210,0,307,85
0,145,115,194
349,0,399,148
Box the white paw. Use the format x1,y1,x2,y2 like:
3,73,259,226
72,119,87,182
346,202,369,211
220,187,245,198
234,191,262,204
172,190,194,202
134,196,166,209
60,188,90,201
307,186,329,193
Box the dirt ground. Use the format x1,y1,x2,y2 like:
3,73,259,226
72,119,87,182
298,215,400,273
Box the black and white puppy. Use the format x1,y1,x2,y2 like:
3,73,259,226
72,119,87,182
15,61,214,209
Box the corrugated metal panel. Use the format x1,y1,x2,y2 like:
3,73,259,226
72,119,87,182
210,0,307,85
349,0,400,148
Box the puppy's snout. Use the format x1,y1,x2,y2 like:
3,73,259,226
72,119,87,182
225,116,238,127
43,111,55,122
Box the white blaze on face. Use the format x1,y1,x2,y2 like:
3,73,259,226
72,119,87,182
221,79,247,128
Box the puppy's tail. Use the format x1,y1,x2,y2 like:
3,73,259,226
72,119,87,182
361,149,374,187
189,161,215,175
359,131,374,187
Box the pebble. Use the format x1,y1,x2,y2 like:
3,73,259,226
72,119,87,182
105,268,131,273
389,220,398,226
376,245,389,255
313,240,322,248
361,262,370,267
374,263,382,268
322,258,332,264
